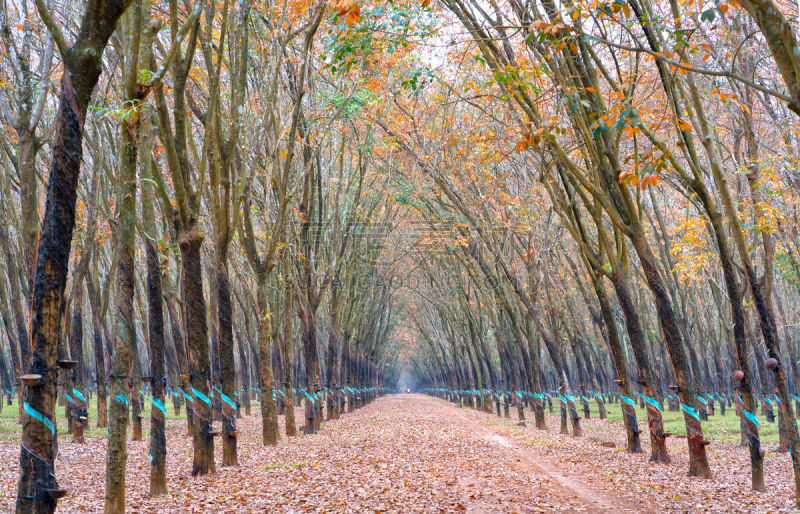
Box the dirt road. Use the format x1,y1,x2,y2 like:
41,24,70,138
3,394,789,512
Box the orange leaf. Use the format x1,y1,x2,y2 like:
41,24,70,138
331,0,353,13
346,3,361,25
640,175,662,190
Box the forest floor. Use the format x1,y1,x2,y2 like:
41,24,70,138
0,394,796,512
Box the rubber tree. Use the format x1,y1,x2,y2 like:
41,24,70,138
542,174,646,454
106,1,152,509
17,0,134,511
439,0,712,476
238,0,319,446
605,0,768,482
198,0,252,466
150,0,214,476
67,172,101,444
285,5,331,435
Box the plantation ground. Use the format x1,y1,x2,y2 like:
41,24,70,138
0,394,795,512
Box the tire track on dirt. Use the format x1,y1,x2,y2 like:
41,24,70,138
440,396,639,513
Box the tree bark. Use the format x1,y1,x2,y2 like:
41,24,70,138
256,275,278,445
179,223,214,475
143,149,167,494
283,286,297,437
630,228,711,478
69,285,87,443
18,2,133,510
300,307,319,434
216,257,238,465
87,277,108,428
592,276,642,454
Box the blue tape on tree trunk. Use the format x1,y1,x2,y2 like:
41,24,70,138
115,387,129,408
72,388,87,403
212,386,236,409
641,394,662,412
152,398,167,415
743,409,759,427
192,387,211,406
681,403,701,422
24,402,55,435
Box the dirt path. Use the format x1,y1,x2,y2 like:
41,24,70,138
0,395,640,512
447,402,636,513
454,397,798,513
4,393,795,512
0,394,639,512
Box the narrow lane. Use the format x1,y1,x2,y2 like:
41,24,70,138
0,394,627,512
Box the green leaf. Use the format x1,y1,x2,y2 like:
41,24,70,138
700,8,716,22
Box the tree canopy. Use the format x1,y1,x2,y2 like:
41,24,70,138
3,0,800,510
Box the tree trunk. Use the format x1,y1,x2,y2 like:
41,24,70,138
283,284,297,436
15,76,81,514
236,333,251,416
105,50,143,510
16,3,134,505
592,276,642,453
630,228,711,478
215,257,238,465
343,333,352,413
604,268,667,461
87,279,108,428
145,234,167,493
17,123,40,289
179,224,214,475
326,315,339,420
300,308,319,434
69,286,88,443
256,275,278,446
143,153,167,494
697,188,765,489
